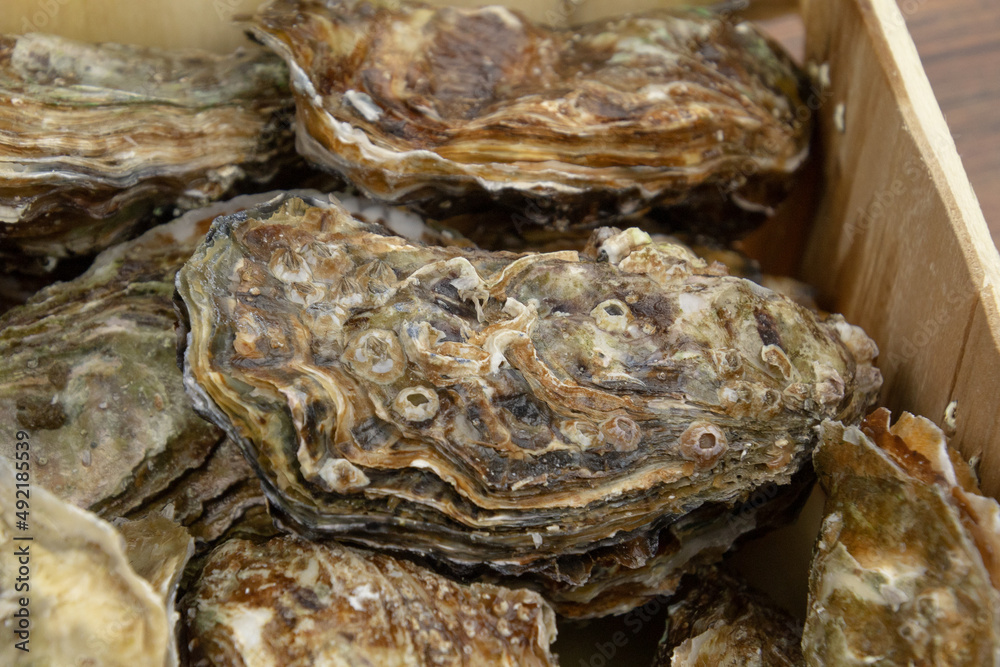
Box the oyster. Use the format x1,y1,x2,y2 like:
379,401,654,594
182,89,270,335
0,195,275,520
651,569,804,667
0,32,293,272
0,202,224,516
0,190,449,544
183,536,558,666
177,195,880,614
117,515,195,667
0,459,172,666
251,0,811,234
803,410,1000,666
109,436,271,551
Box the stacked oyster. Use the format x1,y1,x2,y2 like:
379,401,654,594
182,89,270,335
21,1,997,664
176,194,879,618
251,0,810,236
0,33,294,275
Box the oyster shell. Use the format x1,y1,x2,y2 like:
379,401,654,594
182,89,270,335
0,201,224,515
117,515,195,667
0,459,172,666
183,536,558,666
110,436,270,551
651,568,803,667
251,0,810,234
177,195,880,615
0,190,449,546
0,194,294,553
804,410,1000,666
0,194,283,520
0,32,294,272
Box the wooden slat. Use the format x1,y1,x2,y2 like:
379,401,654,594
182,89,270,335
0,0,568,47
801,0,1000,495
0,0,262,52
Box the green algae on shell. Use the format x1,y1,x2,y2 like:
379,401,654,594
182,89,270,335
0,202,227,515
176,194,880,616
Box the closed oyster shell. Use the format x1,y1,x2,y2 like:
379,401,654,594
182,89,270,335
110,436,270,551
177,195,880,615
0,199,226,515
804,410,1000,666
0,459,172,666
0,33,293,271
0,190,448,546
251,0,810,234
651,568,804,667
539,467,815,617
183,536,558,666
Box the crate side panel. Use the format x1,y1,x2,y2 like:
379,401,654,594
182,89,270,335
802,0,1000,494
950,285,1000,494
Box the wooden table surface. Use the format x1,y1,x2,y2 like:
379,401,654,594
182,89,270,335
900,0,1000,248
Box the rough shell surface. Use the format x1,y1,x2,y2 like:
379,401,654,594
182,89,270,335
252,0,811,234
183,536,558,666
177,195,880,615
0,459,172,666
0,197,229,515
112,436,270,551
651,568,803,667
804,410,1000,666
0,33,293,270
0,190,428,546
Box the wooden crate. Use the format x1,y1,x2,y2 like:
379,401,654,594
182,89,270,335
798,0,1000,498
3,0,998,660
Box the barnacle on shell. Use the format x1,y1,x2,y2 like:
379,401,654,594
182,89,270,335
183,536,558,666
177,194,880,615
804,410,1000,666
0,191,434,550
251,0,811,235
0,33,294,272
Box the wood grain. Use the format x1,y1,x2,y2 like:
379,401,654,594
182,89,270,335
800,0,1000,495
